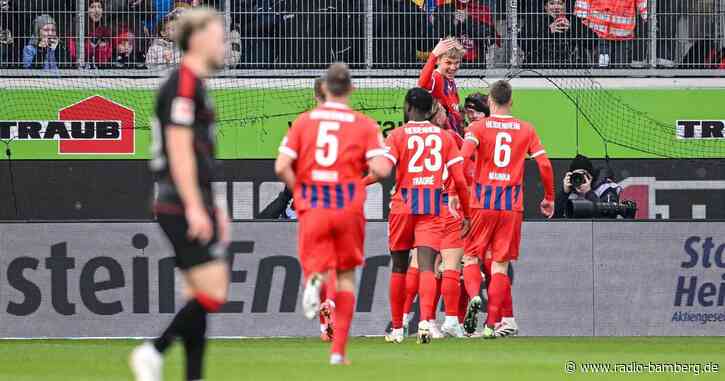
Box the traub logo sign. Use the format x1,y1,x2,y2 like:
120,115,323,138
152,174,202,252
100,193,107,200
0,95,135,154
676,120,725,140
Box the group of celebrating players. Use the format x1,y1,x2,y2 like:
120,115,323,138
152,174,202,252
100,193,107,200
277,38,556,363
130,7,555,381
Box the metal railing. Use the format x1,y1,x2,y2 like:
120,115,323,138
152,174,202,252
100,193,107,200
0,0,723,76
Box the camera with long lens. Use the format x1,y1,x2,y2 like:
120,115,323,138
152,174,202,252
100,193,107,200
566,199,638,219
570,172,587,188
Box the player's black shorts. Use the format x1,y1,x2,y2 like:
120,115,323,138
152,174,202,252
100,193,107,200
157,212,227,270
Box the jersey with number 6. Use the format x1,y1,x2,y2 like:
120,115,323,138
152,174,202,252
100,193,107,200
279,102,387,215
465,115,546,212
386,120,464,216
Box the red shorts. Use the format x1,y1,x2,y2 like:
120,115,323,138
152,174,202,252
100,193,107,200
388,214,443,252
508,212,523,258
464,209,523,262
298,209,365,278
441,213,464,250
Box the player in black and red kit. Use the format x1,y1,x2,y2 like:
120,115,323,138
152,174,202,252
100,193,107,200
130,8,229,381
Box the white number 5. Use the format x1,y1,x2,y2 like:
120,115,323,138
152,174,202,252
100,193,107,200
494,132,512,168
315,121,339,167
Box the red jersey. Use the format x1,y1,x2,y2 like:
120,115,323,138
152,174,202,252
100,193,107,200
386,121,463,216
465,115,546,212
279,101,387,215
418,54,463,134
442,128,465,193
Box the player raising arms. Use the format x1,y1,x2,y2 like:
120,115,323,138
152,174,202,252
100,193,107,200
381,88,471,344
419,38,465,135
460,80,555,338
275,63,392,365
131,8,229,381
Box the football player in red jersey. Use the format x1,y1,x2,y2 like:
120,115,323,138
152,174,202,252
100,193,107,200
437,93,496,337
311,75,338,343
419,38,466,136
378,87,471,344
460,80,555,338
275,63,393,364
398,100,471,338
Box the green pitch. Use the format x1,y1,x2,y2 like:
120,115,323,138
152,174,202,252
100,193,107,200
1,337,723,380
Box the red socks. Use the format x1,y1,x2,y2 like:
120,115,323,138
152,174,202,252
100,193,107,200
403,267,419,314
462,264,482,299
331,291,354,356
418,271,437,321
389,272,407,329
457,281,468,323
486,273,511,327
483,255,493,282
441,270,461,318
502,281,514,319
432,276,442,318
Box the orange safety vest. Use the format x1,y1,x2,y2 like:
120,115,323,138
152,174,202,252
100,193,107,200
574,0,648,41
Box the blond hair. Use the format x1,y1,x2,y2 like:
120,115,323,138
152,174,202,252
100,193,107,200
439,38,465,60
174,7,222,52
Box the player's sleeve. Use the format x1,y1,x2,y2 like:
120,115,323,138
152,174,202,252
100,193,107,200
461,123,480,162
364,122,389,161
444,134,471,217
278,117,302,160
167,77,198,127
382,131,399,165
463,123,481,147
444,133,464,169
527,125,546,159
418,53,439,92
528,126,555,201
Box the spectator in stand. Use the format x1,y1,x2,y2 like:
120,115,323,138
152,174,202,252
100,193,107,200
15,1,77,47
69,0,114,68
682,0,724,68
145,9,181,70
0,27,12,68
0,0,16,67
575,0,648,67
631,1,682,68
112,28,143,68
105,0,153,67
23,14,71,69
373,0,427,66
452,0,497,64
150,0,201,33
225,28,241,68
520,0,590,67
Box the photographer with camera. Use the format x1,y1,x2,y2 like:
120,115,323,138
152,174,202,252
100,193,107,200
554,154,632,219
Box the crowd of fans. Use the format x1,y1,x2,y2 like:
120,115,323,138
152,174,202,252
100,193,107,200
0,0,723,71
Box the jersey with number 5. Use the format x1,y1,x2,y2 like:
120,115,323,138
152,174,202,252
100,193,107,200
386,120,464,216
465,115,546,212
279,102,387,215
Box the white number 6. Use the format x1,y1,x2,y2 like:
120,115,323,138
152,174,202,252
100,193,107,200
494,132,512,168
